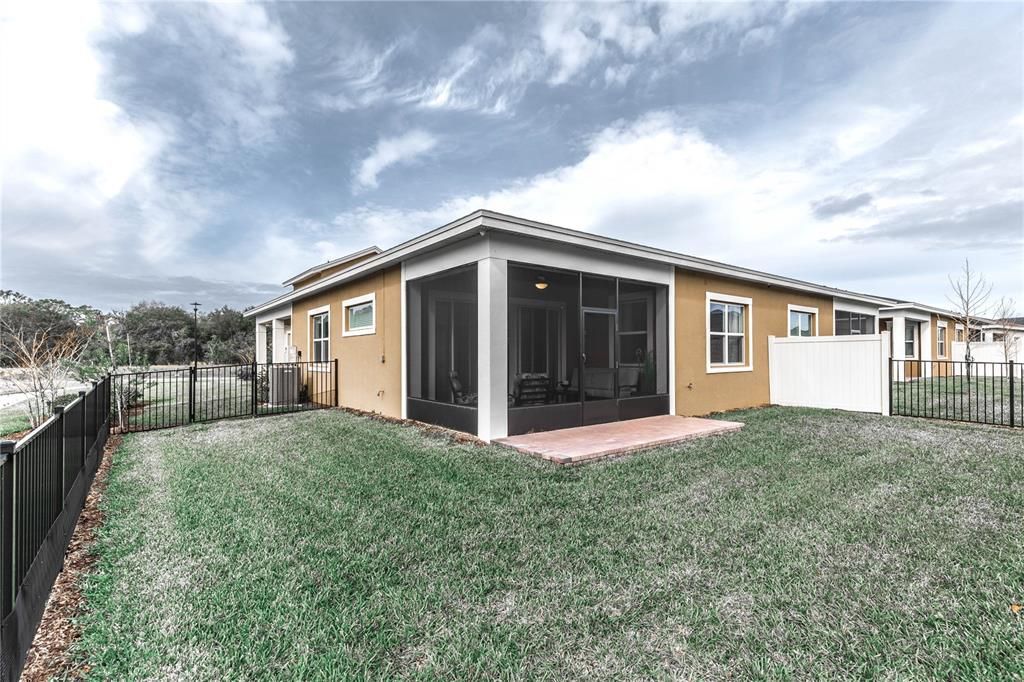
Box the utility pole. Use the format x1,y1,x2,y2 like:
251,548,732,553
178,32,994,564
191,301,202,369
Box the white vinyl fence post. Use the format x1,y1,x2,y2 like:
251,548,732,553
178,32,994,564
880,331,891,416
767,335,777,405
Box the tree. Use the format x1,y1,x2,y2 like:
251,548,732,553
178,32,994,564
1,321,93,427
946,259,992,364
122,302,194,365
991,296,1019,362
200,306,253,364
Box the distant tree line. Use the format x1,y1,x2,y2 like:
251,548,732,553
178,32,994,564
1,290,254,371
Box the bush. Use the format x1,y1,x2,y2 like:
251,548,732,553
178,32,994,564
48,392,81,411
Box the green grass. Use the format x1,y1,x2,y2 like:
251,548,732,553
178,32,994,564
75,408,1024,679
892,375,1022,426
0,405,31,438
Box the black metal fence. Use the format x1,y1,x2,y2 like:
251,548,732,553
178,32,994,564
110,360,338,433
890,359,1021,427
1,376,111,681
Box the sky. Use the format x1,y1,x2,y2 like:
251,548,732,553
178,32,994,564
1,1,1022,313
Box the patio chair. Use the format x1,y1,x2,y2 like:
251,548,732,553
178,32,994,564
448,371,477,406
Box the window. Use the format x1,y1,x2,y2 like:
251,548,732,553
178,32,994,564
904,322,918,358
342,293,375,336
788,306,816,337
955,326,964,342
937,324,947,357
708,294,749,370
835,310,875,335
311,311,329,362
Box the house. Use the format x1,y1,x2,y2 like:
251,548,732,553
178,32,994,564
244,210,962,441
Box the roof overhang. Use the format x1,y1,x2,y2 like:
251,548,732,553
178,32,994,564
281,245,382,287
878,302,959,318
245,209,901,318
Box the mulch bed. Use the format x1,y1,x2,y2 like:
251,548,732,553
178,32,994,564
20,433,123,682
337,406,485,447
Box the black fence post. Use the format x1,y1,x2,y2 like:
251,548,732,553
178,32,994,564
0,440,14,620
1010,360,1016,428
333,359,339,407
252,361,258,417
53,405,65,512
189,366,196,423
78,391,87,468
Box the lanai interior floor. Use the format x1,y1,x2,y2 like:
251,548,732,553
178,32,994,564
495,414,744,465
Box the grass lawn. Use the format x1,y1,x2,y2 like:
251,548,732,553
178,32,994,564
75,408,1024,679
892,375,1023,426
0,405,31,438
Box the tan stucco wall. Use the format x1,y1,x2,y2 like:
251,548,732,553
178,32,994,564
291,265,402,417
674,268,835,416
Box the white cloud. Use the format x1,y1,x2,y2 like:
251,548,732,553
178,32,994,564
353,130,439,191
0,0,166,255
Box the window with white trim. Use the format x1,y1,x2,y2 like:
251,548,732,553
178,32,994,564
955,326,965,343
789,310,814,337
937,324,947,357
342,293,376,336
709,300,746,365
904,321,918,359
311,312,329,361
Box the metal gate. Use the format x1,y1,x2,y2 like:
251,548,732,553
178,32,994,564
110,360,338,433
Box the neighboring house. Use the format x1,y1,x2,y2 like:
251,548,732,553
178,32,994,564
243,210,961,441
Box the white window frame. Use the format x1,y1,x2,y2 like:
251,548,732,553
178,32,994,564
937,321,948,358
342,292,376,337
787,304,818,338
955,323,965,343
706,292,753,374
307,304,330,367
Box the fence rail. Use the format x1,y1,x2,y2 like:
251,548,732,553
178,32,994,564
890,359,1021,428
1,376,111,681
111,360,338,433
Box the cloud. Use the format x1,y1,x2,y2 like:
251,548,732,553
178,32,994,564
843,200,1024,247
353,130,439,191
811,193,874,219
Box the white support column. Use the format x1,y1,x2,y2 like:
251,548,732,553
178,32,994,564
477,257,508,441
255,323,268,363
891,316,906,361
272,319,287,362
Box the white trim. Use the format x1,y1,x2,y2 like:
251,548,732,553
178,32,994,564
787,304,819,337
706,292,754,374
245,210,897,318
936,320,948,358
668,272,676,414
341,292,376,337
400,262,407,419
307,306,330,365
282,246,382,286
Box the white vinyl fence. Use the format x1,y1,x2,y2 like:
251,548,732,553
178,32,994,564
950,341,1020,376
768,333,890,414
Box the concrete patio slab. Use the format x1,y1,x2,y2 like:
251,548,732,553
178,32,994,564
495,415,744,465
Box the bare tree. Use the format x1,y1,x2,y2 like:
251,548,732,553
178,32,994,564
946,258,992,364
991,296,1019,362
1,322,93,427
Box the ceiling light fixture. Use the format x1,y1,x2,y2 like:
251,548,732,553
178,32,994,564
534,276,549,290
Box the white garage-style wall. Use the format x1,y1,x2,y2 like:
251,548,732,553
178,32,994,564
768,333,891,414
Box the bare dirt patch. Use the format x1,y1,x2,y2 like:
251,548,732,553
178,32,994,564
20,434,122,682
